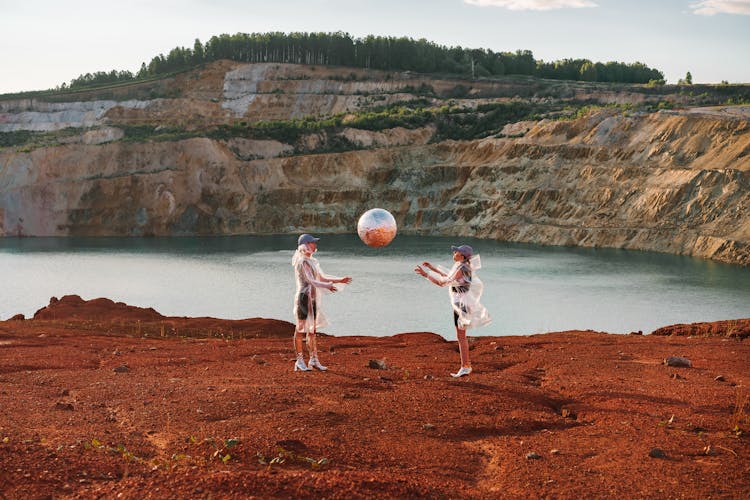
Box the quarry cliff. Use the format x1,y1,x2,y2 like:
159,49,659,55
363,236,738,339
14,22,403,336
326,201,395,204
1,62,749,265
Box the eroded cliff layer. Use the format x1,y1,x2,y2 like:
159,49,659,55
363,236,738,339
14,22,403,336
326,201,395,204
1,63,749,265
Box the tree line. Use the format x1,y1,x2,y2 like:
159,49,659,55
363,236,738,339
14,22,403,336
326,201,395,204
62,31,665,90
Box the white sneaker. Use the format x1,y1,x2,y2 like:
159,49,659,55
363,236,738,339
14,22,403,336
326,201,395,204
451,366,472,378
308,356,328,371
294,356,311,372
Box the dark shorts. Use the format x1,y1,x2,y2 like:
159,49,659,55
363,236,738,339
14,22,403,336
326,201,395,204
296,293,317,321
453,304,468,327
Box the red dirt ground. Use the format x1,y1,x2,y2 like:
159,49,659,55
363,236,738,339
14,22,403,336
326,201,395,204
1,295,749,498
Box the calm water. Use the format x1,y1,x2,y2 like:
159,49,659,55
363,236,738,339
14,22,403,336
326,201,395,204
1,235,749,340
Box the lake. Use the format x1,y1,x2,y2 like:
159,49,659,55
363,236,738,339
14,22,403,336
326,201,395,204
1,235,749,339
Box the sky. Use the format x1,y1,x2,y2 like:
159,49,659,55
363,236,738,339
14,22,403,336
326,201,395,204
1,0,749,94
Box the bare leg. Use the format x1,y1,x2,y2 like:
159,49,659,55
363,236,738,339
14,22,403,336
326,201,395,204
456,327,470,368
294,321,306,356
450,327,472,377
307,328,318,358
293,321,311,371
306,327,328,370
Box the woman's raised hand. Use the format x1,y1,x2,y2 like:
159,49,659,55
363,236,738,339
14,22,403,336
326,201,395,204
340,276,353,284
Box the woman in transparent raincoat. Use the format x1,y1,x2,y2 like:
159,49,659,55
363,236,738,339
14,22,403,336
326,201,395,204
292,234,352,372
414,244,491,377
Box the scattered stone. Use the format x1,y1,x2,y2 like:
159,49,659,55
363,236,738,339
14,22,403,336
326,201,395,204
671,373,684,380
714,375,725,382
368,359,387,370
254,358,266,365
560,408,577,420
526,452,542,460
649,448,666,459
61,389,70,396
55,402,74,411
113,365,130,373
703,445,718,456
664,356,691,367
422,423,436,431
550,449,560,455
423,374,434,380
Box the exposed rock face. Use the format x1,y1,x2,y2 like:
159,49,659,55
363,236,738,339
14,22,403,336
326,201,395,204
1,62,749,266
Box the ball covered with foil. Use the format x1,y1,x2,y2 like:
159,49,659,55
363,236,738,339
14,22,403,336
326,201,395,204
357,208,397,247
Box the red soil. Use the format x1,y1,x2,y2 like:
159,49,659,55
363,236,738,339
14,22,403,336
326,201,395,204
1,296,749,498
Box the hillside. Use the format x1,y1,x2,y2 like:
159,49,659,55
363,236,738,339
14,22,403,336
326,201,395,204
1,61,749,265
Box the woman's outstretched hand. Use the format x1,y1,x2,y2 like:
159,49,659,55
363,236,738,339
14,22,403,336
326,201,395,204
340,276,353,284
414,265,428,277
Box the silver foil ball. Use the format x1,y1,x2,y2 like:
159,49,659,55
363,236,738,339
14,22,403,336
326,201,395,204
357,208,397,247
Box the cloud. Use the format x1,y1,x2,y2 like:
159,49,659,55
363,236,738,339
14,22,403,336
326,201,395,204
463,0,597,10
690,0,750,15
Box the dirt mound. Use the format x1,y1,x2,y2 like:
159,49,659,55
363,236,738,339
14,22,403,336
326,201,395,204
33,295,164,321
651,317,750,339
30,294,294,339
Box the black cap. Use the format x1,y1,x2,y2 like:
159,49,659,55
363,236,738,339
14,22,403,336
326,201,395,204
298,234,320,245
451,244,473,258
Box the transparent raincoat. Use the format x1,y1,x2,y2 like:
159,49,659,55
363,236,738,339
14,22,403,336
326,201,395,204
437,254,491,330
292,245,346,334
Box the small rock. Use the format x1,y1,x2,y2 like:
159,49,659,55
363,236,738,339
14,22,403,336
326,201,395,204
422,423,436,431
630,330,643,335
254,358,266,365
113,365,130,373
560,408,577,419
671,373,684,380
703,445,718,456
423,374,434,380
550,449,560,455
526,452,542,460
55,402,74,411
368,359,387,370
664,356,691,367
649,448,666,459
714,375,725,382
61,389,70,396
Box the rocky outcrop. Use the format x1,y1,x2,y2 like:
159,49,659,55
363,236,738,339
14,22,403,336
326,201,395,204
1,63,749,266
